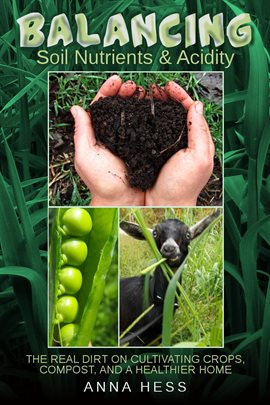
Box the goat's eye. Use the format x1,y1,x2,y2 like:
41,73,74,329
185,232,191,240
152,229,158,238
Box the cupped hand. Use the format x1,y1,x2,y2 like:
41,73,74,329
145,81,215,206
71,75,214,206
71,75,144,206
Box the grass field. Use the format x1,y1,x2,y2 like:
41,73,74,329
49,72,223,206
120,208,223,347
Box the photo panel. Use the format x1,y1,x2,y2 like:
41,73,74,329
48,207,118,347
49,72,223,207
119,207,223,348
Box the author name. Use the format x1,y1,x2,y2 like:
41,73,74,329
84,380,187,393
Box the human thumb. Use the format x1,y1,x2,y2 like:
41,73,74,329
70,106,96,155
187,101,213,156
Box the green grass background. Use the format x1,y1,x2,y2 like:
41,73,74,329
0,0,270,402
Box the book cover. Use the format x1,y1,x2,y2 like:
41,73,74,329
0,0,269,402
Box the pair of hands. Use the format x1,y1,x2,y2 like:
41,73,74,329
70,75,214,206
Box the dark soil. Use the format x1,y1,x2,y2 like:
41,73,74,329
90,96,187,191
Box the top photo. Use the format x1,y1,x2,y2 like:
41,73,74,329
49,72,223,207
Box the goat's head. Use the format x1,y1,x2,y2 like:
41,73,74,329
152,219,190,267
120,209,221,269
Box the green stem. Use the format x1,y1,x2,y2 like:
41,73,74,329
131,208,172,277
247,157,259,228
141,258,167,274
162,256,206,347
120,304,155,340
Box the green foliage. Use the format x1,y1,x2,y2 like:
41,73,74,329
92,256,118,346
120,208,223,347
49,208,118,347
172,223,223,346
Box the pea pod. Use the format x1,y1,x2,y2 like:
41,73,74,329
49,207,118,347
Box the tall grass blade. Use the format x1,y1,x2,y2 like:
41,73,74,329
0,172,23,265
2,133,42,272
259,278,270,395
232,329,263,355
120,304,155,341
0,266,46,339
224,260,244,291
240,216,270,331
257,119,270,214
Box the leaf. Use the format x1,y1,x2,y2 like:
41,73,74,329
225,175,246,210
2,135,42,273
224,90,247,105
0,68,47,113
257,119,270,203
224,0,269,157
240,216,270,331
0,171,23,266
71,209,118,346
259,278,270,395
225,332,250,345
224,148,246,163
77,208,117,319
0,266,47,343
232,329,263,355
225,260,245,291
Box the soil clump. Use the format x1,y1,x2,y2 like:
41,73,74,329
90,96,188,190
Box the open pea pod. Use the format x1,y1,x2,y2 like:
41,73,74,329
49,208,118,347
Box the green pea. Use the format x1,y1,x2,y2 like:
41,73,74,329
61,208,92,237
56,295,79,323
60,323,79,346
58,266,83,295
61,239,88,266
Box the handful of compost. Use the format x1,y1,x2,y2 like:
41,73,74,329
90,96,188,190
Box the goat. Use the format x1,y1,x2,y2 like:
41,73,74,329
120,209,221,346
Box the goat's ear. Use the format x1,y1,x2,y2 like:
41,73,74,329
120,221,151,240
190,209,221,240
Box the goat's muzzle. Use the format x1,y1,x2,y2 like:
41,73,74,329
160,238,182,269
